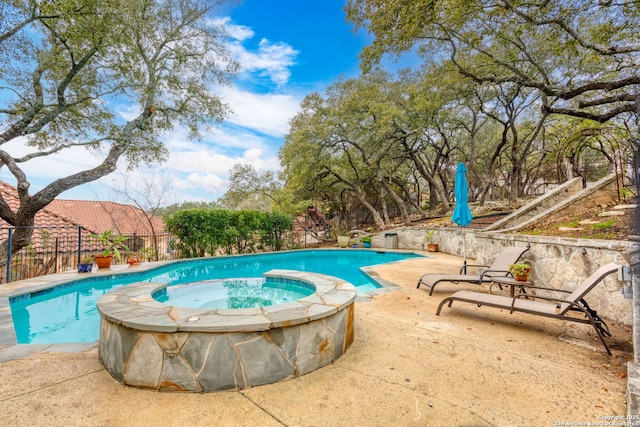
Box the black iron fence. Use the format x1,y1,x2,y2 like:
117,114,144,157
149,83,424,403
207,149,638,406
0,226,181,284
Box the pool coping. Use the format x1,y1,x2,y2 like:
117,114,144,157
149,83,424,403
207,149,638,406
97,269,357,333
0,249,424,351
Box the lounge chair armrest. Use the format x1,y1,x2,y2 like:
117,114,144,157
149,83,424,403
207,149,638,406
459,264,489,274
516,284,572,294
479,269,510,281
510,293,584,314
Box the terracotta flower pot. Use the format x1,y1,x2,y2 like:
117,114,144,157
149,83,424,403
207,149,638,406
513,268,531,282
94,254,113,269
427,243,439,252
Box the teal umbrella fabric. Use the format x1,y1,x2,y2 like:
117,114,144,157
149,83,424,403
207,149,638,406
452,163,472,271
452,163,473,227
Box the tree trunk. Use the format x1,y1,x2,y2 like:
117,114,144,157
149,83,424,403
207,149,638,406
354,191,385,230
381,179,411,225
0,107,154,269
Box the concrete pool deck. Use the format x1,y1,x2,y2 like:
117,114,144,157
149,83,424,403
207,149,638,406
0,252,634,426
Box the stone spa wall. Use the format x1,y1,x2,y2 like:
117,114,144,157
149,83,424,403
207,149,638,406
97,270,356,392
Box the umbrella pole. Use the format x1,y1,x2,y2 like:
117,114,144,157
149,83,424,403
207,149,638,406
462,229,467,273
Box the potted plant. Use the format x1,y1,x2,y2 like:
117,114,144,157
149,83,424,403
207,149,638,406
425,230,438,252
361,236,372,248
77,257,94,273
89,230,130,269
127,252,141,266
509,263,532,282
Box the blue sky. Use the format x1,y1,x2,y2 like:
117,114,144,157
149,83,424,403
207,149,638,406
226,0,366,91
1,1,372,205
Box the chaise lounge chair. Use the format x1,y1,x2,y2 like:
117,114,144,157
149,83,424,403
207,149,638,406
417,245,529,296
436,263,620,354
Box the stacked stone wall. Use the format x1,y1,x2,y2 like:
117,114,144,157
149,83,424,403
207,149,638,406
97,270,356,392
374,226,637,326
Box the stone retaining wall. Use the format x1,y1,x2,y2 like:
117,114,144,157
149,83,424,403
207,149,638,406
487,173,620,233
485,177,584,231
374,226,637,326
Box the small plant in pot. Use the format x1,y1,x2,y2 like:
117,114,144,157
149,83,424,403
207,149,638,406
89,230,130,269
361,236,372,248
425,230,438,252
509,263,532,282
126,252,141,266
77,256,94,273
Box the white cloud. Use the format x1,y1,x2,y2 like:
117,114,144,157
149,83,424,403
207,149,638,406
165,144,280,201
227,39,298,86
215,17,299,87
0,137,107,185
117,104,143,122
209,17,254,42
0,16,303,203
169,146,279,175
219,86,302,137
185,172,227,191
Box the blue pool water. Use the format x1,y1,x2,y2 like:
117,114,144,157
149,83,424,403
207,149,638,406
154,277,316,309
9,249,421,344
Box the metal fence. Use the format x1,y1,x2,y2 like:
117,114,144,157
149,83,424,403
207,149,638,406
0,226,181,284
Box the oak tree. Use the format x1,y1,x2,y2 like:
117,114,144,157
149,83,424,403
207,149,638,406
0,0,236,259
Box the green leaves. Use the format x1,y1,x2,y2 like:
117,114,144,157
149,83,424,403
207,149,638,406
88,230,130,260
346,0,640,122
0,0,238,257
0,0,237,201
164,209,293,258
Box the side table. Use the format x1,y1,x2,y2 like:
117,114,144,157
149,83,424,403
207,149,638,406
490,276,533,298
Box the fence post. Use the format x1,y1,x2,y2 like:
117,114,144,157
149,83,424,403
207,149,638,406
77,227,82,265
6,228,12,283
54,237,59,273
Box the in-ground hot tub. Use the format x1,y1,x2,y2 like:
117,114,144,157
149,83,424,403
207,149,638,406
97,269,356,392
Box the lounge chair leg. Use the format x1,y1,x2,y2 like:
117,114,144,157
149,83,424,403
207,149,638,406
584,312,612,355
436,298,453,315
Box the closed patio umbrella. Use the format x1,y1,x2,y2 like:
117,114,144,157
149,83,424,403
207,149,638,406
451,163,473,271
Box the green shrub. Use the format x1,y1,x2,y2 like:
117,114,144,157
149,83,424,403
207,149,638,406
165,209,293,258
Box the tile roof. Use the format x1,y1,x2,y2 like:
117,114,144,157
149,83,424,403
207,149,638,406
0,181,165,235
0,181,77,229
47,199,165,235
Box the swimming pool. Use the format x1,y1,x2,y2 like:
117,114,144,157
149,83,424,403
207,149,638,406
9,249,422,344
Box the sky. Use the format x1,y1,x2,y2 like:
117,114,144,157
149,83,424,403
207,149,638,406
0,0,373,205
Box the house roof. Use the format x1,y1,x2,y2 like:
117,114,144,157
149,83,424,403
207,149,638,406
0,181,164,235
0,181,78,229
47,199,165,235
